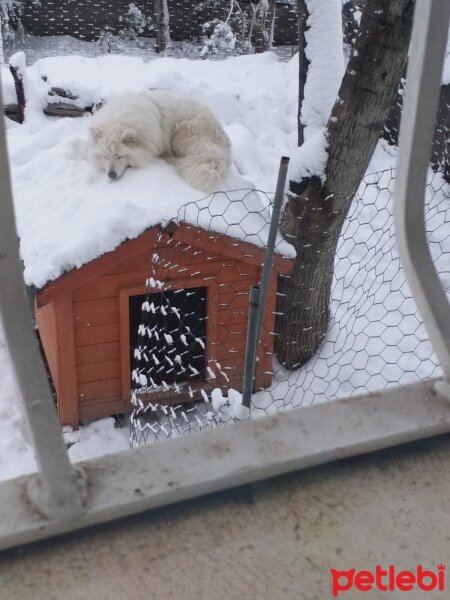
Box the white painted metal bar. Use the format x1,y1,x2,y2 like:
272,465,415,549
0,87,86,519
0,379,449,551
0,0,450,554
395,0,450,387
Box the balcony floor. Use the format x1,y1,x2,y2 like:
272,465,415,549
1,434,449,600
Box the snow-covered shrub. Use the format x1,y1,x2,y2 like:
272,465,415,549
119,2,154,41
97,3,153,53
97,25,116,53
200,19,236,57
194,0,250,56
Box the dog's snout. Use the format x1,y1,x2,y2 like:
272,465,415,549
108,170,117,180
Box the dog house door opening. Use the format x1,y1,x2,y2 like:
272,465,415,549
130,287,207,391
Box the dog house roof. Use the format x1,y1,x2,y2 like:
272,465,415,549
6,54,297,290
11,113,294,290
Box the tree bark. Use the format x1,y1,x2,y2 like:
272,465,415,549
276,0,414,369
9,64,25,123
154,0,162,53
161,0,172,50
254,0,276,54
154,0,169,53
296,0,309,146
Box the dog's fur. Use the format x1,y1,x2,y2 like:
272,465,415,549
86,90,231,191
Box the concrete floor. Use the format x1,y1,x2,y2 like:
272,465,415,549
0,435,449,600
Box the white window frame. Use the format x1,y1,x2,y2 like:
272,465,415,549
0,0,449,551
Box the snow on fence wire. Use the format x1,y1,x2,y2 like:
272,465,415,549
130,169,450,446
0,0,298,65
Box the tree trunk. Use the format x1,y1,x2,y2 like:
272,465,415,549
154,0,171,53
296,0,309,146
276,0,414,369
161,0,172,50
154,0,163,53
254,0,276,54
382,69,405,146
10,64,25,123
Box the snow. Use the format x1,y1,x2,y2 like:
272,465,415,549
1,65,17,105
9,49,26,70
7,52,297,289
443,31,450,85
289,0,345,183
0,48,449,481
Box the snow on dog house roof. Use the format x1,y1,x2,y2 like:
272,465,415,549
10,118,294,290
15,131,295,426
6,52,299,288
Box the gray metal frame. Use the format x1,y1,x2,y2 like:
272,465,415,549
0,0,449,550
394,0,450,398
0,98,87,520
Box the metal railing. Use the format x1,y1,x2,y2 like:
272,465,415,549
394,0,450,401
0,0,449,550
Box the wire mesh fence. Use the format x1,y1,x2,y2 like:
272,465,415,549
0,0,298,64
2,1,449,449
130,169,450,446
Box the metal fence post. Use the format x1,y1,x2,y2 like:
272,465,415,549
0,89,86,519
394,0,450,400
242,156,290,409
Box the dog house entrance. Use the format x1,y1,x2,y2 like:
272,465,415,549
130,287,207,393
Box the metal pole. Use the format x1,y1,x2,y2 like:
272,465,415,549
242,156,290,409
242,285,261,408
0,88,86,519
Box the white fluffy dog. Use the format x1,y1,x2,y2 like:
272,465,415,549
86,90,231,191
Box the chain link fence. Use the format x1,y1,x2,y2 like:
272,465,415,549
130,169,450,446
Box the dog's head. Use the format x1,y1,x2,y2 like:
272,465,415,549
90,125,140,181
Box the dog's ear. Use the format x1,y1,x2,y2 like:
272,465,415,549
90,127,102,142
120,127,139,146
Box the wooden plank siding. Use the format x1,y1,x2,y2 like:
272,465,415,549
74,323,120,347
75,341,120,365
53,292,79,427
73,297,119,328
35,223,294,426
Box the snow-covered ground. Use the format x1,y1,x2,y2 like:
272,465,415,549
0,50,449,480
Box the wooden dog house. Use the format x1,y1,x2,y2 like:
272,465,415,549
34,222,293,429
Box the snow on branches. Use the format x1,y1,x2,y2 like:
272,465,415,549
97,2,153,52
119,2,153,40
200,19,236,57
196,0,276,57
